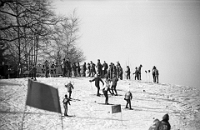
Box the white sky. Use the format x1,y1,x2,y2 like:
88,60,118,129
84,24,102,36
52,0,200,88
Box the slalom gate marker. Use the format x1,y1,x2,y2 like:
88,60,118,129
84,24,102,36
111,104,125,125
21,79,64,130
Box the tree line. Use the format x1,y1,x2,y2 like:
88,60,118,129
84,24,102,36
0,0,85,77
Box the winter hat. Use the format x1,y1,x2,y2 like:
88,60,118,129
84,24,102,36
162,114,169,121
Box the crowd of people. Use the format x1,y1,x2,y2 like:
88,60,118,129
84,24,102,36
0,58,159,84
39,59,124,80
31,58,159,83
33,59,124,80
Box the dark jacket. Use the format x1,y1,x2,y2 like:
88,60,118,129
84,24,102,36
65,82,74,92
103,62,108,70
126,67,130,74
158,114,171,130
90,76,104,87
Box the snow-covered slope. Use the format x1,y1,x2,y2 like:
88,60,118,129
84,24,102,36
0,77,200,130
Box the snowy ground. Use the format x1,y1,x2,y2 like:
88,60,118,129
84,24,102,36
0,77,200,130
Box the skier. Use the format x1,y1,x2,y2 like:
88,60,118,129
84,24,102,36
124,87,133,110
89,74,104,96
63,94,71,116
65,81,74,99
102,79,112,105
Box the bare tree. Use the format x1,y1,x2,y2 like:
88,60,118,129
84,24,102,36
40,10,85,64
0,0,61,69
0,0,85,76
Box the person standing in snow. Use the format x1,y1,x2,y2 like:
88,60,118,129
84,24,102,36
102,79,112,105
152,66,159,83
89,74,104,96
102,61,108,78
82,62,87,77
61,58,66,77
44,60,49,78
65,81,74,99
76,62,81,77
111,75,119,96
125,66,131,80
31,64,37,81
96,59,102,77
133,67,139,80
124,87,133,110
72,63,76,77
90,61,96,77
63,94,71,116
138,64,142,80
155,67,159,83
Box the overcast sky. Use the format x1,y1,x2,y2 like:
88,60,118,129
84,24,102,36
52,0,200,89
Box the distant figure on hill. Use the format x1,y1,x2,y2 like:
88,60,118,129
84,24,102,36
155,67,159,83
124,87,133,110
112,63,117,78
65,59,71,77
102,61,108,78
89,74,104,96
107,64,112,79
116,62,123,80
133,67,139,80
44,60,49,78
148,114,171,130
152,66,156,82
82,62,87,77
63,94,71,116
61,58,66,77
125,66,131,80
138,64,142,80
96,59,102,77
31,64,36,81
152,66,159,83
72,63,76,77
76,62,81,77
90,61,96,77
65,81,74,99
102,79,112,105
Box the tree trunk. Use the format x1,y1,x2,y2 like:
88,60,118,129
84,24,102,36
16,1,21,67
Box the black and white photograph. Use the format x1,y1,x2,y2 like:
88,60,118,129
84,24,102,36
0,0,200,129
